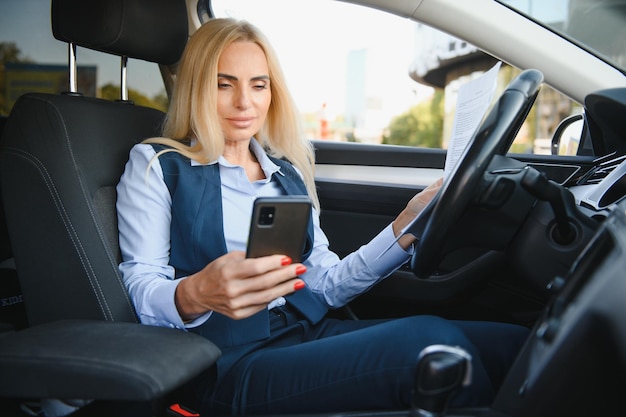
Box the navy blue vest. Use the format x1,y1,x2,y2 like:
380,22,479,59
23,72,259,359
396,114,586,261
152,145,328,349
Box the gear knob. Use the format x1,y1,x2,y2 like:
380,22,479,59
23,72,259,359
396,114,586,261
412,345,472,417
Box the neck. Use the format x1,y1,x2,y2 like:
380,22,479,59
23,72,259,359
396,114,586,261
223,139,253,166
223,139,265,182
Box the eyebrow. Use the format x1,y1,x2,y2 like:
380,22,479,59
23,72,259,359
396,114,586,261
217,73,270,82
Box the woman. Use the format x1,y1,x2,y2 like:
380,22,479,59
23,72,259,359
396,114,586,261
117,18,528,415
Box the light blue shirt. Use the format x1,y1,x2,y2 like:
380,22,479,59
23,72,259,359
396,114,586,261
116,139,412,330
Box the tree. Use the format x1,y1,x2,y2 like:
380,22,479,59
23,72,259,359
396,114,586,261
0,42,27,63
0,42,32,115
383,89,444,148
1,43,168,115
152,91,170,112
100,83,168,112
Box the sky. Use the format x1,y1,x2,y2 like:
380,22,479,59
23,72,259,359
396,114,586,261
501,0,568,23
0,0,425,115
212,0,421,113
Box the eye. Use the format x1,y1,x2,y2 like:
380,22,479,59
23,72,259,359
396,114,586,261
253,82,268,90
218,81,232,89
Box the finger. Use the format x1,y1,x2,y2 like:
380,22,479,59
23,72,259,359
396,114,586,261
415,178,443,204
193,252,306,319
422,178,443,195
221,303,267,320
228,277,305,318
208,252,290,286
236,262,307,294
228,253,295,278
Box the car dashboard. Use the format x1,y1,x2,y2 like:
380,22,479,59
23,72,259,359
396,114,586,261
489,194,626,417
481,85,626,417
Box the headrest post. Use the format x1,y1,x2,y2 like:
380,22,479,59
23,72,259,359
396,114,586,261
120,56,129,102
68,42,78,94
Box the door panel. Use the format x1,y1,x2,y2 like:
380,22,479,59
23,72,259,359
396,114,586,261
314,141,444,256
312,140,587,324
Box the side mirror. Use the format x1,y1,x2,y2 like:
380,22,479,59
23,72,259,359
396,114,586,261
551,114,584,155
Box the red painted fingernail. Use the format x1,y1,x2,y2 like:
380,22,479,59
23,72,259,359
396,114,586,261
281,256,292,266
294,281,306,291
295,265,307,275
169,404,200,417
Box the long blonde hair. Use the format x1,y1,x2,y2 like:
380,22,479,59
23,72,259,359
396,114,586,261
145,18,319,210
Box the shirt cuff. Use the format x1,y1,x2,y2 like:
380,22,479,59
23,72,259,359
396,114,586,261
173,278,213,329
138,277,212,330
360,223,412,276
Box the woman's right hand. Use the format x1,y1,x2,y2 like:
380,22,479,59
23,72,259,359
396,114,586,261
174,251,306,321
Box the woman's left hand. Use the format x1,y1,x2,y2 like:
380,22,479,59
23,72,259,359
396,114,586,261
392,177,443,249
405,177,443,216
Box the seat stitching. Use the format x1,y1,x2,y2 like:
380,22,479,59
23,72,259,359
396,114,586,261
2,147,113,320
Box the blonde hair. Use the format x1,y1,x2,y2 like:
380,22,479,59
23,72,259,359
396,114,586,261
145,18,319,210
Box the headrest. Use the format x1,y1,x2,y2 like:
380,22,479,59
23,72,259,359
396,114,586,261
51,0,188,65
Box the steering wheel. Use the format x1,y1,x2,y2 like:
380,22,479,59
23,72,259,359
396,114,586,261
411,69,544,279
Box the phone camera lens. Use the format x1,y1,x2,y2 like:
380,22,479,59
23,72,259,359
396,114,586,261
258,207,275,226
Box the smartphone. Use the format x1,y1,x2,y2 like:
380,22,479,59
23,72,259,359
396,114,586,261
246,196,312,262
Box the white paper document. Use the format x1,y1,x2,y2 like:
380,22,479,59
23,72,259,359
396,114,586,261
376,62,503,260
444,61,501,179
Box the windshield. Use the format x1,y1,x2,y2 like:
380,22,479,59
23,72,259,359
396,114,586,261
498,0,626,73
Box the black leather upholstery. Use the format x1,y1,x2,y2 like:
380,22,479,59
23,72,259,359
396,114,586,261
0,320,219,401
51,0,188,65
0,94,163,325
0,115,12,265
0,0,219,408
0,115,27,332
0,0,187,327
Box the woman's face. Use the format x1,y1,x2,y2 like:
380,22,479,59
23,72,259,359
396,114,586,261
217,40,271,144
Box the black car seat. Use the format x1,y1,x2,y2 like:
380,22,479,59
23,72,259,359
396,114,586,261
0,0,219,414
0,114,27,333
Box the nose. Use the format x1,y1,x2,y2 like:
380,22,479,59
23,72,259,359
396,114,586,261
234,88,251,109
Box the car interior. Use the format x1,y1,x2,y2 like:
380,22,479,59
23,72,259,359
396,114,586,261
1,0,626,416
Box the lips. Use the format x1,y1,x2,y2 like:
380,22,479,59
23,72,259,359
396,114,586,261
227,117,256,128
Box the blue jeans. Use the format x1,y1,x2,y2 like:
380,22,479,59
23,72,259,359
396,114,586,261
192,306,528,415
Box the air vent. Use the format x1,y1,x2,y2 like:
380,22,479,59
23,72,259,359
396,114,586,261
581,153,626,210
577,153,626,185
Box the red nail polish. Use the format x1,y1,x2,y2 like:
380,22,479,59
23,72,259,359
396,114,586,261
295,265,307,275
294,281,306,291
281,256,292,266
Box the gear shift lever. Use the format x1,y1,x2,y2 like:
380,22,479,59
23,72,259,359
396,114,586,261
411,345,472,417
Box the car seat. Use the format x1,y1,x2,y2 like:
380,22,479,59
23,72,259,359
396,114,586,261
0,0,220,415
0,114,27,333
